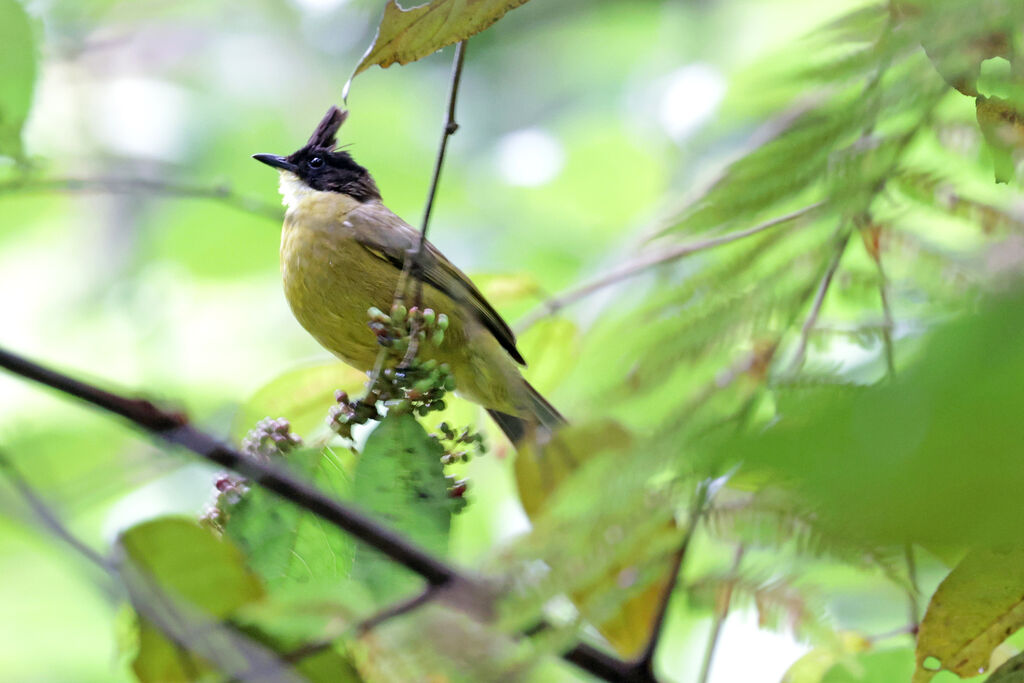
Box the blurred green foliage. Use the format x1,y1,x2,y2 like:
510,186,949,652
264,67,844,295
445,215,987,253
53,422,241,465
4,0,1024,681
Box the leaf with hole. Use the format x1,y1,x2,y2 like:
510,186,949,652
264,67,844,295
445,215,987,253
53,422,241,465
913,548,1024,683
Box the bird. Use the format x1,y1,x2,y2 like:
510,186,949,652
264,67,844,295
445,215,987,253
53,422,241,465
253,106,564,445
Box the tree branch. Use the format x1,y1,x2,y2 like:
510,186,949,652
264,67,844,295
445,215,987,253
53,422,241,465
632,480,713,678
0,345,652,683
904,544,921,633
374,40,469,380
787,229,852,374
0,176,283,221
0,450,300,681
418,40,467,255
0,450,111,575
876,252,896,377
358,585,439,633
517,202,824,332
696,545,746,683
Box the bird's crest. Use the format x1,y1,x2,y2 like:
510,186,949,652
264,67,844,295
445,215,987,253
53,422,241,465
306,106,349,151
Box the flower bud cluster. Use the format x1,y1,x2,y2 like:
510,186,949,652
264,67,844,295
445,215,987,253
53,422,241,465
328,304,455,438
201,417,302,531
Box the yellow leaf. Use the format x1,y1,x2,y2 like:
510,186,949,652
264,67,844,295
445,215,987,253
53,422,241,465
515,420,675,658
913,548,1024,683
518,318,582,396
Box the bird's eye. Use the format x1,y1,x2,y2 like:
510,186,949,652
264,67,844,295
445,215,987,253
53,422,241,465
308,156,324,169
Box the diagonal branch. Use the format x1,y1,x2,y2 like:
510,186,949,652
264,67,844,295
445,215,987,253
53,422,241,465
0,450,111,575
876,250,896,377
517,202,825,332
358,584,440,634
0,345,652,683
696,545,746,683
787,229,852,374
1,450,301,680
0,346,459,587
631,479,714,678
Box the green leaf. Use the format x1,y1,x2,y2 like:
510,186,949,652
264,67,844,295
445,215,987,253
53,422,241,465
119,517,265,616
0,0,37,159
348,0,533,80
514,420,678,658
351,413,451,603
224,447,355,589
116,517,270,682
234,361,368,440
820,648,914,683
913,548,1024,683
732,289,1024,548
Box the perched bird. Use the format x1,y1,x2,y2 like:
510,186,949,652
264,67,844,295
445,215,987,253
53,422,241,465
254,106,563,444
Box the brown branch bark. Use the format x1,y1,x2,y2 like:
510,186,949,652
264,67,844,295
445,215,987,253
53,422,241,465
0,345,654,683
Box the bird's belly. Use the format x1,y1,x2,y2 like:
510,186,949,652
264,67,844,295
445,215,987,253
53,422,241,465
281,224,391,371
279,217,524,414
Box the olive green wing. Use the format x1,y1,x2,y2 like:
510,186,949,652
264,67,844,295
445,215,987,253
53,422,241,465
346,203,526,366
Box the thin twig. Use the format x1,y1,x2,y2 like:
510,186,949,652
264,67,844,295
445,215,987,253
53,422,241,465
417,40,468,259
367,40,469,387
0,176,282,220
787,230,852,374
904,544,920,633
359,585,439,633
0,345,650,683
0,451,111,574
518,203,824,332
876,255,896,377
0,449,300,679
696,546,746,683
633,481,713,677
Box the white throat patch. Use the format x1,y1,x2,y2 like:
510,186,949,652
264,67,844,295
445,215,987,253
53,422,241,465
278,171,314,211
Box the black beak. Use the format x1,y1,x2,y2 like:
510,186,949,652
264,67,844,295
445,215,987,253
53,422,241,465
252,153,297,172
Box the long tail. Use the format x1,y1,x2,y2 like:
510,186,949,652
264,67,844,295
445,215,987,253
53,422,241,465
487,380,566,445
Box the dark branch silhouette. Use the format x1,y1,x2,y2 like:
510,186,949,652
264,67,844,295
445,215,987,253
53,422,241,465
0,345,655,683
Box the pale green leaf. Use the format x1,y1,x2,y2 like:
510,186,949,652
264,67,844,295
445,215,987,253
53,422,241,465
234,361,367,440
781,632,872,683
116,518,269,683
0,0,37,159
820,648,914,683
518,317,581,395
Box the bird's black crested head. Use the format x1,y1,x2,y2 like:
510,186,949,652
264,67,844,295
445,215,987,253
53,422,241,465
253,106,381,202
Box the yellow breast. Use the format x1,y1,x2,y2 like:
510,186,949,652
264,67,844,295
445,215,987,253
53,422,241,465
278,176,390,370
